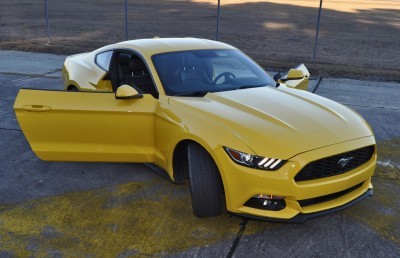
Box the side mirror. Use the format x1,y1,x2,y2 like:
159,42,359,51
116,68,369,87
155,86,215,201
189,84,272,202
277,64,310,91
286,69,305,80
115,85,143,99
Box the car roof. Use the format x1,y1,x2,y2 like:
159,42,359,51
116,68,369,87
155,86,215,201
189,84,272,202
96,38,236,57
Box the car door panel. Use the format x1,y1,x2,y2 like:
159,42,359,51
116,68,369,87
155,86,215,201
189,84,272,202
14,89,156,162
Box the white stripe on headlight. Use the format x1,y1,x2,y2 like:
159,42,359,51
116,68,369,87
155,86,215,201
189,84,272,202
270,159,282,169
258,157,269,166
264,158,275,167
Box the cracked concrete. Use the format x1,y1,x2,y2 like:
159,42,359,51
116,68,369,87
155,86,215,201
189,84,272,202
0,50,399,257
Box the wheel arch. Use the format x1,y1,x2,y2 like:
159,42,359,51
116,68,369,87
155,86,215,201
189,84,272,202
171,138,223,188
67,84,79,91
62,54,96,91
62,64,80,91
171,139,192,183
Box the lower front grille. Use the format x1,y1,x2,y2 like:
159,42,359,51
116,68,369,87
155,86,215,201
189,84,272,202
294,145,375,182
298,182,364,207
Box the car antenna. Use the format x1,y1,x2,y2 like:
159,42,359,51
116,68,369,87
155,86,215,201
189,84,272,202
275,68,281,88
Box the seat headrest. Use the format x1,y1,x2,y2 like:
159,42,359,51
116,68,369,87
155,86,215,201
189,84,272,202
129,55,147,71
119,53,131,65
180,54,211,83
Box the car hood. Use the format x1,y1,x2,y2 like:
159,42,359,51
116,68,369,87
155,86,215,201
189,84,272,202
169,86,373,159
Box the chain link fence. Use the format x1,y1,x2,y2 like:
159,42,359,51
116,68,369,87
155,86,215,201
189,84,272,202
1,0,399,78
217,1,321,66
1,1,48,45
315,0,400,73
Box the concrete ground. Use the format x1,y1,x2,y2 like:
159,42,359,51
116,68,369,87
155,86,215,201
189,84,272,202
0,50,399,257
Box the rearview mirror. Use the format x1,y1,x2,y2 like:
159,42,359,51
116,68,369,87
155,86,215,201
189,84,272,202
115,85,143,99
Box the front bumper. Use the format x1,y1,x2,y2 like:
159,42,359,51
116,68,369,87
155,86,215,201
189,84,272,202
212,136,376,220
230,188,373,223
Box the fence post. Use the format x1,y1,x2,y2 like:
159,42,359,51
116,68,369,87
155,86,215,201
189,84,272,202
216,0,221,41
44,0,50,44
313,0,323,59
125,0,128,40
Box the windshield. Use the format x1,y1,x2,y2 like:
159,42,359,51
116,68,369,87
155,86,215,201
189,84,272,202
152,49,275,96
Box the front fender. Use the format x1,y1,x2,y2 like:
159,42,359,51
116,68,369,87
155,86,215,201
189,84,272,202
155,97,254,180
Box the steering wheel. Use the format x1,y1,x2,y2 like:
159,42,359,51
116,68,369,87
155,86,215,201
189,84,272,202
212,72,236,85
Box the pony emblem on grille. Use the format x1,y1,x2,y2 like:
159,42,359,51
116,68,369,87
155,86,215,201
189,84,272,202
338,157,354,167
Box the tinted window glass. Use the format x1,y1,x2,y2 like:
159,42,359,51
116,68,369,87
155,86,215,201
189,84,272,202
152,49,274,96
96,51,113,71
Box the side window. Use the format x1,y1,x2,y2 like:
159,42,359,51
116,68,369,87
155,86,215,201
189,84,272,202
95,51,113,71
111,52,158,98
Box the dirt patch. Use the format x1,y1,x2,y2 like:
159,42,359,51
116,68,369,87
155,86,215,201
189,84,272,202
343,177,400,246
1,0,399,80
376,137,400,181
0,180,267,256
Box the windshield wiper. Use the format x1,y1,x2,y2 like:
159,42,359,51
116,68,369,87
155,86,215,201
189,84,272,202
175,91,209,97
236,84,268,90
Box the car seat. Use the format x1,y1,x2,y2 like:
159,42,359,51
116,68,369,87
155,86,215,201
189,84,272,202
126,55,157,97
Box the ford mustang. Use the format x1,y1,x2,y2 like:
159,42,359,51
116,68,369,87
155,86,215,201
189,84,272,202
14,38,376,221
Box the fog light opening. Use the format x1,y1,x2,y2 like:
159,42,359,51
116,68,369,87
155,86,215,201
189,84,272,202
244,194,286,211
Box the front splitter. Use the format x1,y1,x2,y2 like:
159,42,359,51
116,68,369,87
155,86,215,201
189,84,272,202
229,188,373,223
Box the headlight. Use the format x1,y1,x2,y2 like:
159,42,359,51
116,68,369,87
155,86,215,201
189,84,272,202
224,147,286,171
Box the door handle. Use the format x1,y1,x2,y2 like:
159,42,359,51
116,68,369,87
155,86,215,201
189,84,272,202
22,105,51,112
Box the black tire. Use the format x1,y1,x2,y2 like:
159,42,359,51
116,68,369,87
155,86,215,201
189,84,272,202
187,143,223,217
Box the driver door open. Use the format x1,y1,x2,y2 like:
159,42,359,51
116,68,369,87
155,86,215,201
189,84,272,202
14,89,157,162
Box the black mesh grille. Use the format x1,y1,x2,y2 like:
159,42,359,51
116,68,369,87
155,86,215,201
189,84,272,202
298,182,364,207
294,145,375,182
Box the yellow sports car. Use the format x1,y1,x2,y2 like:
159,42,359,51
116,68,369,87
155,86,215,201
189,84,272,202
14,38,376,221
